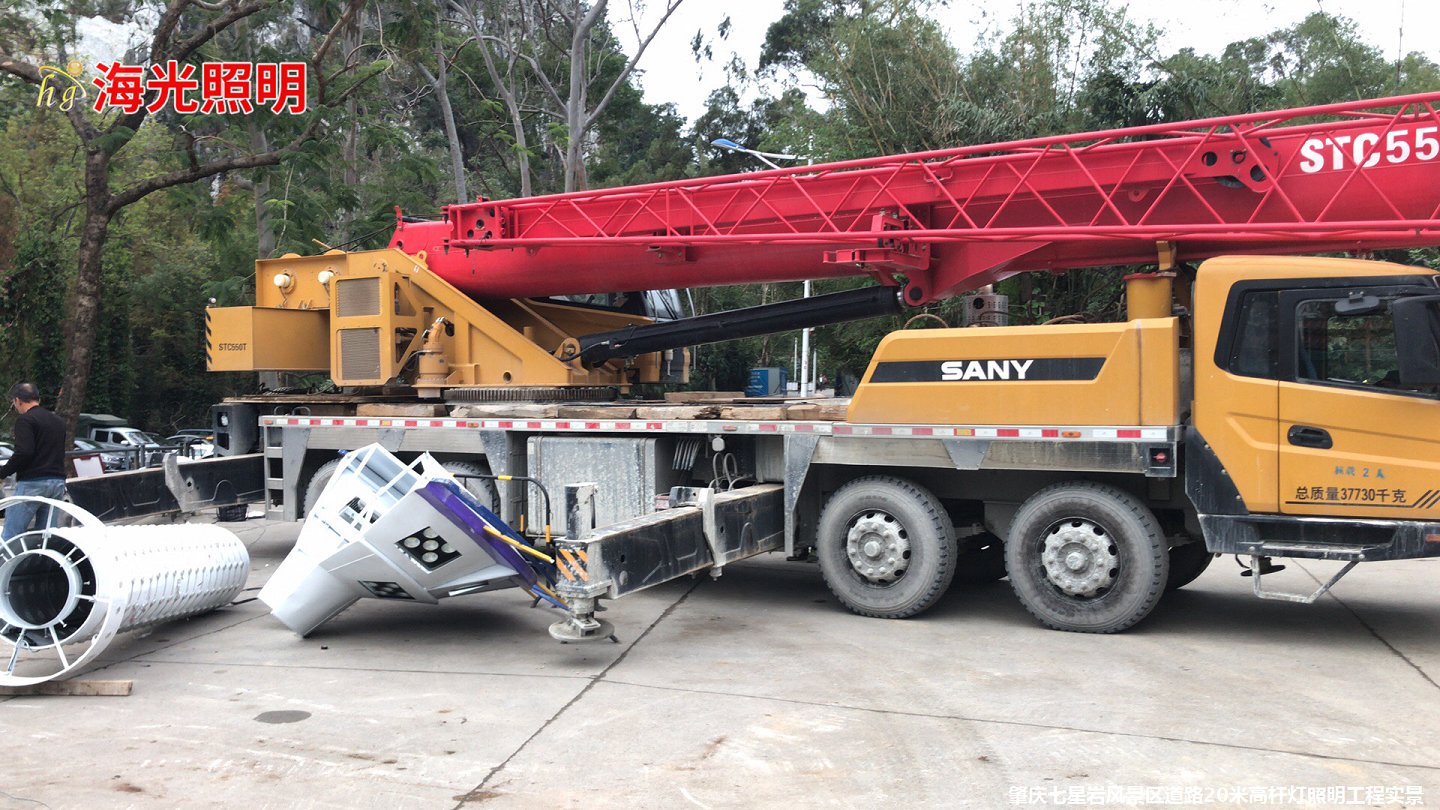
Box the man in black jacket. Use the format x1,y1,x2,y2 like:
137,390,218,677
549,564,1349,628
1,382,68,539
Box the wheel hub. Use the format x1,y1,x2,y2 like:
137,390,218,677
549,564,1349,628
1040,519,1118,598
845,511,910,585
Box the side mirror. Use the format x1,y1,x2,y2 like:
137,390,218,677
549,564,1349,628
1393,295,1440,386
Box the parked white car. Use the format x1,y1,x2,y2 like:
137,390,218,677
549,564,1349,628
165,434,215,460
88,426,165,467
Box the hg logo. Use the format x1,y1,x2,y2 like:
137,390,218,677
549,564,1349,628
36,61,88,111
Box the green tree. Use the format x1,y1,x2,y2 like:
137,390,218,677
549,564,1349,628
763,0,968,157
0,232,68,406
0,0,373,436
449,0,685,193
1265,12,1390,106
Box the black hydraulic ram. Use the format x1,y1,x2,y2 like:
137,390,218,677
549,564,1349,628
565,285,904,367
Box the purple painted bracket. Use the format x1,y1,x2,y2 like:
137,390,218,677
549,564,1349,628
416,480,541,589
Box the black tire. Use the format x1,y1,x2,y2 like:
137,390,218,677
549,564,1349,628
1166,541,1215,591
1004,482,1168,634
303,457,501,518
302,458,344,516
816,476,956,619
440,460,500,514
954,532,1008,584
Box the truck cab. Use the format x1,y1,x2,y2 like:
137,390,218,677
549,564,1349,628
1190,255,1440,559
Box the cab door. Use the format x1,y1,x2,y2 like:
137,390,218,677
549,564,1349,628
1276,286,1440,518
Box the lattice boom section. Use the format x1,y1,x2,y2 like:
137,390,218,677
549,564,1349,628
449,93,1440,250
390,93,1440,303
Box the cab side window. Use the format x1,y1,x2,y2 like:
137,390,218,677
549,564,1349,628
1226,291,1279,378
1295,298,1410,391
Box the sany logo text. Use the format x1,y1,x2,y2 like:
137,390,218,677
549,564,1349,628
940,359,1035,381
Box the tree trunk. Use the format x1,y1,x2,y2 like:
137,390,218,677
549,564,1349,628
343,104,360,195
453,1,528,195
434,29,468,204
338,19,362,234
564,4,588,193
56,182,112,439
509,83,533,197
243,35,277,257
418,3,467,206
248,120,276,258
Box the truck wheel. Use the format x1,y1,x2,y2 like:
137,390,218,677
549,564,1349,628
1004,482,1168,633
1166,542,1215,591
440,460,500,514
817,476,956,619
302,458,344,517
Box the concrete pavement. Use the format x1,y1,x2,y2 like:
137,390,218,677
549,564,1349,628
3,516,1438,808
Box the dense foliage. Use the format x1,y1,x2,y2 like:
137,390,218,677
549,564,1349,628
0,0,1436,434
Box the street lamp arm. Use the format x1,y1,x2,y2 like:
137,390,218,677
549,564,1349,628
710,138,803,170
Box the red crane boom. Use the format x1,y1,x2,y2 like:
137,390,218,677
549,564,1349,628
391,93,1440,305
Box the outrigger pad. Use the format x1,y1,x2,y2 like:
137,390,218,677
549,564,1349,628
258,444,553,637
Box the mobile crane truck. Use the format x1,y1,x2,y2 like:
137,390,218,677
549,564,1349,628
207,92,1440,638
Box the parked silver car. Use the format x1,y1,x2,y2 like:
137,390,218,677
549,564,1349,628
73,438,132,472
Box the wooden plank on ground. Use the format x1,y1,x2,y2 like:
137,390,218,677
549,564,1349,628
0,679,133,697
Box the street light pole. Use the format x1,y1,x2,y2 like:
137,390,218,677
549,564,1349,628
800,279,811,396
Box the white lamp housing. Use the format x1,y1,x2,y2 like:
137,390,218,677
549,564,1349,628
259,444,550,637
0,498,250,686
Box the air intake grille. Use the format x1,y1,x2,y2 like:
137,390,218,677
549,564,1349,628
339,328,382,381
335,278,380,318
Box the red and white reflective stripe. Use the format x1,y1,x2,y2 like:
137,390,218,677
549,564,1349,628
1091,428,1163,440
261,415,1173,442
